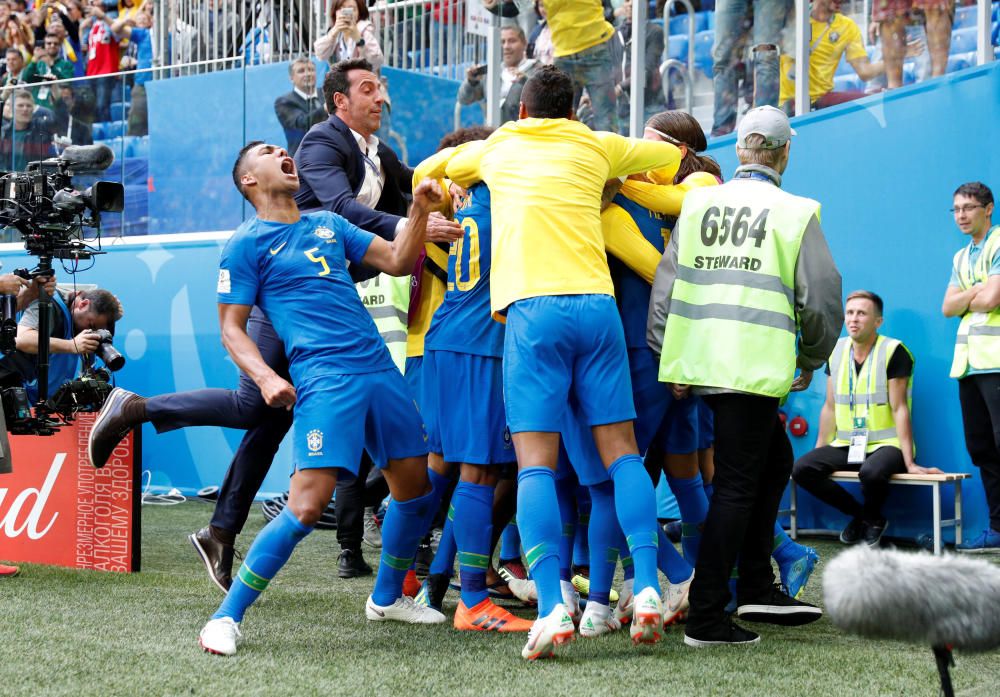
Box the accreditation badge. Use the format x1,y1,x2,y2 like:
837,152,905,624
970,312,988,325
847,417,868,465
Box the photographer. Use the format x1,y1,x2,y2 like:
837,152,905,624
0,284,121,400
22,33,74,111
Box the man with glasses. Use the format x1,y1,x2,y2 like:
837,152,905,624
943,181,1000,553
22,33,74,111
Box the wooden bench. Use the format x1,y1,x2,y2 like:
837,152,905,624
782,471,972,555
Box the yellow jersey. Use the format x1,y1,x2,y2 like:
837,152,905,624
779,13,867,105
543,0,615,58
444,118,681,316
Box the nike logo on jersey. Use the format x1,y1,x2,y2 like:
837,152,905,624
269,241,288,255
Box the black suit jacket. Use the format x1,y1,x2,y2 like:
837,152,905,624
273,90,326,156
293,114,413,242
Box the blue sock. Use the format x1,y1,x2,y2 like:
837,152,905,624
500,522,521,562
586,481,618,607
427,467,450,505
554,476,577,583
657,525,694,584
573,485,591,571
213,506,312,622
772,522,805,565
517,467,563,616
372,486,440,606
703,480,714,501
619,529,635,581
452,481,494,608
667,473,709,565
428,504,457,577
607,454,659,592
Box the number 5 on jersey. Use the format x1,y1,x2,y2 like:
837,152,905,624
305,247,331,276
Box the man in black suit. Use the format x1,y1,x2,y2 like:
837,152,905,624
273,57,326,156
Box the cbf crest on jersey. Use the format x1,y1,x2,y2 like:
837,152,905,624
306,429,324,455
314,226,336,243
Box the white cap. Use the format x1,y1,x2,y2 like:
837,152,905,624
736,106,797,150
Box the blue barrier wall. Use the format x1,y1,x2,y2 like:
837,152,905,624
146,63,480,234
2,63,995,542
706,63,1000,541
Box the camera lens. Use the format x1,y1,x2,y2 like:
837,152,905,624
96,341,125,371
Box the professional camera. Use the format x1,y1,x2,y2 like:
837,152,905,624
88,329,125,372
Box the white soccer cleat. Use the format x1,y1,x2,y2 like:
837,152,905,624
198,617,242,656
615,577,635,624
663,571,694,626
561,579,582,625
505,577,538,603
579,602,622,638
521,603,576,660
630,586,664,645
365,594,446,624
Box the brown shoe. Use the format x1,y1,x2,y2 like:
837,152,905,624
88,388,146,468
189,527,234,592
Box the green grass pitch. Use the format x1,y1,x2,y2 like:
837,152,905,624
3,501,999,696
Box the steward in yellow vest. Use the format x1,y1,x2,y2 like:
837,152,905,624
646,106,842,644
942,181,1000,552
793,291,940,549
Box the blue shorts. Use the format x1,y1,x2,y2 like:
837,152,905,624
293,369,428,474
422,349,515,465
629,347,700,455
404,355,423,405
503,295,635,434
697,398,714,450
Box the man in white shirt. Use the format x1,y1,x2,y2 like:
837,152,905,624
457,25,538,124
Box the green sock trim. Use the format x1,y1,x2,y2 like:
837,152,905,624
447,504,455,522
626,531,658,550
457,551,490,570
621,556,634,569
562,523,574,537
578,513,590,525
382,552,414,571
524,542,549,569
681,522,703,537
606,546,620,564
729,568,740,580
237,564,270,592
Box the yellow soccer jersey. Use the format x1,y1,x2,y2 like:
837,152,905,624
444,118,680,317
779,13,867,104
543,0,615,58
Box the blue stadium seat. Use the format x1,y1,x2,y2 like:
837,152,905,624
110,102,129,122
954,4,976,29
947,50,975,73
109,85,131,105
951,26,977,55
667,34,689,61
833,74,863,92
124,135,149,159
91,122,105,141
97,136,124,157
693,29,715,75
101,120,126,138
903,61,917,85
669,12,708,36
703,10,715,30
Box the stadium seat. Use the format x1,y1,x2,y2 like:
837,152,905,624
693,29,715,75
110,102,129,122
668,12,708,36
109,84,131,105
124,135,149,159
667,33,689,62
903,61,918,85
954,4,976,29
951,26,977,55
703,10,715,30
947,50,975,73
97,136,124,158
91,122,105,141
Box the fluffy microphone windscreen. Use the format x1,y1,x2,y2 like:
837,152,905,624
823,546,1000,652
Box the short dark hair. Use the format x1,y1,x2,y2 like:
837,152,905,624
520,65,574,119
437,126,495,151
5,47,20,57
288,55,312,76
323,58,373,114
501,25,526,42
75,288,122,333
846,290,884,316
12,89,32,104
954,181,994,208
232,140,264,202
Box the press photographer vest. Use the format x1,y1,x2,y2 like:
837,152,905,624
658,179,817,397
829,335,913,453
25,291,79,402
950,226,1000,378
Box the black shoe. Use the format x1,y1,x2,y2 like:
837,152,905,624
189,526,234,593
863,519,889,547
415,572,451,611
737,584,823,626
839,517,866,545
684,618,760,647
413,538,434,577
88,388,146,468
338,548,372,579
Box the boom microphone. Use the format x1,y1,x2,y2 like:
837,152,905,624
60,144,115,172
824,546,1000,696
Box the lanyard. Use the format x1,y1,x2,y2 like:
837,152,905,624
810,17,835,53
965,227,998,288
847,342,876,418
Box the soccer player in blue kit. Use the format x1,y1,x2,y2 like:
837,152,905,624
198,141,448,656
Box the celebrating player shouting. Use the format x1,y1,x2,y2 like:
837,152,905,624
198,142,447,656
444,65,682,659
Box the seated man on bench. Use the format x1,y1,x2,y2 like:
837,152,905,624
793,290,940,547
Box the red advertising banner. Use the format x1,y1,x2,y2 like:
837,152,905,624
0,413,140,571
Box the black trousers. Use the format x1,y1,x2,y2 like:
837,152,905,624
145,308,293,536
792,445,906,522
334,452,389,551
687,393,792,632
958,373,1000,530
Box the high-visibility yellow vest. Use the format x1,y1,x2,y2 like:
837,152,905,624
357,273,410,372
829,335,913,453
950,226,1000,378
658,179,818,397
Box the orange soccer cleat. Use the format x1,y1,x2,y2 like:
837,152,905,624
454,598,534,632
0,563,19,577
402,569,422,598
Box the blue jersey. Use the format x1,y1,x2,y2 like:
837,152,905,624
218,210,393,384
608,193,676,349
424,183,504,357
